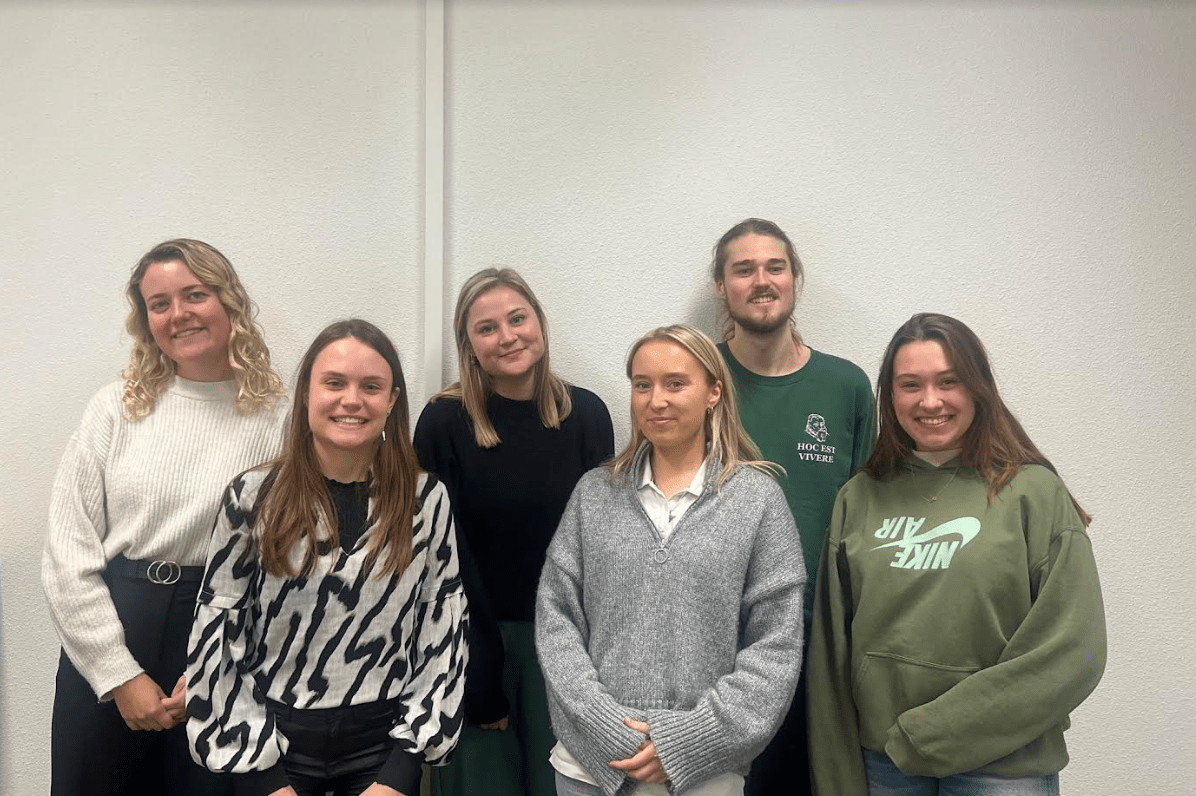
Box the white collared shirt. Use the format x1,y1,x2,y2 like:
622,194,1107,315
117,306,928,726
637,456,707,541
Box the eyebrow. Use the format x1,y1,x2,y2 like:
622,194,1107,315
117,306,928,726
143,283,206,301
730,257,787,268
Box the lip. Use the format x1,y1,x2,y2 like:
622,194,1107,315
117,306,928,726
172,327,205,338
916,415,954,426
499,347,526,359
331,416,369,425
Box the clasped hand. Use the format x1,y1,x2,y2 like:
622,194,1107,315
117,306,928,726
609,717,668,785
112,673,187,731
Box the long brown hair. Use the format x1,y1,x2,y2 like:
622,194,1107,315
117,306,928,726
609,324,779,489
710,217,805,348
123,238,284,418
257,319,421,578
432,268,572,448
865,313,1090,525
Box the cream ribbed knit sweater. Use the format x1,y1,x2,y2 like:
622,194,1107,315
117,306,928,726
43,377,287,699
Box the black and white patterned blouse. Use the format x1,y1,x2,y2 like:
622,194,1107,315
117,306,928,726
186,467,468,794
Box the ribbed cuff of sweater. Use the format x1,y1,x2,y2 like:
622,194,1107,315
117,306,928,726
648,701,726,793
572,698,645,796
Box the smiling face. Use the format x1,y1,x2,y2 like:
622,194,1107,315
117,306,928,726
139,259,233,380
465,285,546,399
307,337,399,473
715,233,797,336
631,339,722,456
892,339,976,452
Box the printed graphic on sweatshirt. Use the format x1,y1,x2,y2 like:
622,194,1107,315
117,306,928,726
793,413,836,462
871,516,981,570
805,413,829,442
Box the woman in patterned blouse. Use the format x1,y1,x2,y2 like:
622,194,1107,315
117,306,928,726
186,319,468,796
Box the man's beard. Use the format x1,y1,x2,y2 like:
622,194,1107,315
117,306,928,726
728,295,794,335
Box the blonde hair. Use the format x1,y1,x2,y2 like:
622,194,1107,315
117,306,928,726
609,324,780,488
432,268,572,448
122,239,284,419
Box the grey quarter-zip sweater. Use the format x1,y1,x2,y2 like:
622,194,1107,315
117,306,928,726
536,446,806,795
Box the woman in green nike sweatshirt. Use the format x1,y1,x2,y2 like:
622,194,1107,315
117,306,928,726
807,313,1105,796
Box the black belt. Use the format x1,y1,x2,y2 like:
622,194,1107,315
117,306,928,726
107,554,205,586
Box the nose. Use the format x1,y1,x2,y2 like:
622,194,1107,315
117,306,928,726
648,386,668,409
341,386,364,408
497,323,516,345
168,296,193,324
919,387,943,410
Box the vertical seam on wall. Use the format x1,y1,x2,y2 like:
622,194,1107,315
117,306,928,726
423,0,446,400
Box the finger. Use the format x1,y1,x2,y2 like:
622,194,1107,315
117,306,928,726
623,717,650,734
610,746,656,770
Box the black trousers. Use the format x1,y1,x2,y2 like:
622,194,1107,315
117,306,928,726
50,558,232,796
270,698,401,796
745,668,811,796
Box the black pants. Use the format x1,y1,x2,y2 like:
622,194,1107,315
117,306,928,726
270,698,402,796
745,668,811,796
50,558,232,796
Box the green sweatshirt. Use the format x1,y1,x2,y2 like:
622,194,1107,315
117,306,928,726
807,456,1106,794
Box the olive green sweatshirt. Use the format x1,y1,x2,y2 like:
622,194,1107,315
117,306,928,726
807,457,1106,794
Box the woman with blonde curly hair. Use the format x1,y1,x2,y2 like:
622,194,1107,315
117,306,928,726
415,268,614,796
43,238,287,796
536,325,806,796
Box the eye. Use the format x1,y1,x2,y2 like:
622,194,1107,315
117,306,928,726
147,299,168,312
476,323,495,335
940,376,960,388
187,289,209,301
510,313,526,326
324,378,343,389
768,263,787,274
631,380,650,392
364,382,384,392
897,380,919,392
732,265,752,277
667,379,686,390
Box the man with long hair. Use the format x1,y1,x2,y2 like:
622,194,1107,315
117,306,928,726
711,218,874,796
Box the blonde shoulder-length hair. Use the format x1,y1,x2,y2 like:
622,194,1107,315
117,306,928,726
609,324,780,488
122,239,285,419
432,268,572,448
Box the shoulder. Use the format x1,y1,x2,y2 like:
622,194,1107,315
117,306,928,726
566,385,611,420
68,381,128,452
807,349,872,389
1006,463,1071,503
571,465,622,501
416,394,466,429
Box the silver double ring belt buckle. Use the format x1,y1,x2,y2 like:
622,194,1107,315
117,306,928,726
146,560,182,585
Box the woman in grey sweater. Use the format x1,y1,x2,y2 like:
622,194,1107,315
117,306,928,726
536,325,806,796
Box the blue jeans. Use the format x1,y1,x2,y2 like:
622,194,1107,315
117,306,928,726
555,771,603,796
862,750,1060,796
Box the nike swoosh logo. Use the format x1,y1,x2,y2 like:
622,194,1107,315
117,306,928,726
872,517,981,550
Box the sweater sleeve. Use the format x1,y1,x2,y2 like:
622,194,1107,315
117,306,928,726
42,388,143,700
883,480,1107,777
642,484,807,793
850,376,875,474
807,490,869,796
535,480,647,796
380,479,469,790
413,402,509,725
185,476,289,793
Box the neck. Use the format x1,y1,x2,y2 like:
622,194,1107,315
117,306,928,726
726,325,807,376
314,442,373,483
492,371,536,401
649,434,707,494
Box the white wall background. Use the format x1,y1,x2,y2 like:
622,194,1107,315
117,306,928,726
3,1,1193,794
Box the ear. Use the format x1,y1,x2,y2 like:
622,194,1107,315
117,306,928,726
714,278,726,300
388,387,400,413
708,379,722,409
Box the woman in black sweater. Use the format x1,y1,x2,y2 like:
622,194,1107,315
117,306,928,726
415,268,614,796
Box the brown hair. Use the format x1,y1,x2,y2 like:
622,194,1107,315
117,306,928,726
710,218,804,347
609,324,779,489
432,268,572,448
865,312,1091,525
123,238,284,418
257,319,421,579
